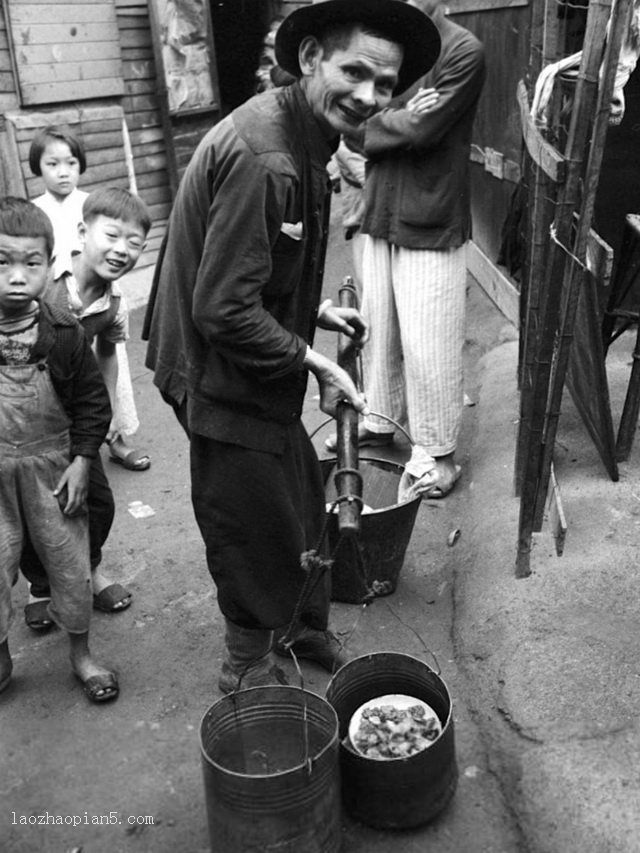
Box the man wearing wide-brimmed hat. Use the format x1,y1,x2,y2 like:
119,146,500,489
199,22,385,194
144,0,440,693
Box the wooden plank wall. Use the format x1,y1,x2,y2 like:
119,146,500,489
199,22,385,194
0,3,21,194
451,4,530,266
0,2,17,112
9,104,130,197
6,1,125,105
172,112,216,178
116,0,170,266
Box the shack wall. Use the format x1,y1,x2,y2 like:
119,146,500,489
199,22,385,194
0,0,174,267
451,2,530,267
6,1,124,105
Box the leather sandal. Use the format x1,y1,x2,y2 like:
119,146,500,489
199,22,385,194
109,447,151,471
75,671,119,703
24,600,54,632
93,583,132,613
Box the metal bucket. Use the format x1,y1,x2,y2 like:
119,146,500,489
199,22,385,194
325,652,458,829
321,456,422,603
200,686,342,852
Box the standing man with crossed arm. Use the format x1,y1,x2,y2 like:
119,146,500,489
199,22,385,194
330,0,485,500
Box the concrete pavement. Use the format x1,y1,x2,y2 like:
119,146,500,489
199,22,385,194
454,334,640,853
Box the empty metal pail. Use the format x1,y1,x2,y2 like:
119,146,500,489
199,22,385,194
321,457,421,603
200,686,341,852
325,652,458,829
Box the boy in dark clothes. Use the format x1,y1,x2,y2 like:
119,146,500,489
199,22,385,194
21,187,151,627
0,197,118,702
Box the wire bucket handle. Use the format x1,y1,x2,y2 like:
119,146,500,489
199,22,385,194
418,644,441,676
230,652,316,775
309,411,415,447
373,598,442,675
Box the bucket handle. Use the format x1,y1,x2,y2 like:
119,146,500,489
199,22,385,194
309,411,415,446
377,597,442,676
230,652,317,776
276,647,319,776
420,645,442,677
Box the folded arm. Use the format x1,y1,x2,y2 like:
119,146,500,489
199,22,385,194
363,37,486,156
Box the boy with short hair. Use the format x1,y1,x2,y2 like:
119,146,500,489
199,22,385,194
0,196,118,702
48,186,151,411
21,186,152,619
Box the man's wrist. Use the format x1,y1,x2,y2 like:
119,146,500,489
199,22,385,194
71,454,92,467
303,346,329,375
317,299,332,323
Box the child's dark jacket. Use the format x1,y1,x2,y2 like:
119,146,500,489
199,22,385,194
0,301,112,458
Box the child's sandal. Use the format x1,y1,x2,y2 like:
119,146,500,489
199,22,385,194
24,600,54,632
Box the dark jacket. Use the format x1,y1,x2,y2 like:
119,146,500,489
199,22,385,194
361,19,486,250
46,271,122,346
3,301,112,458
144,82,334,454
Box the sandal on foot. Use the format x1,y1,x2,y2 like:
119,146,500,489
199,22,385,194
93,583,132,613
24,600,54,632
109,447,151,471
427,464,462,499
76,671,119,703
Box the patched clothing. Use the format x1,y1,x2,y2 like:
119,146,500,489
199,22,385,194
0,302,110,638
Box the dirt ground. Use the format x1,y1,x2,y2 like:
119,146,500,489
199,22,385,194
1,209,528,853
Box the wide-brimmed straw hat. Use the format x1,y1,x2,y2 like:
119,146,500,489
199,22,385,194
275,0,441,94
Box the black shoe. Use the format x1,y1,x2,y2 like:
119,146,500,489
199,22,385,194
218,660,289,695
275,626,351,673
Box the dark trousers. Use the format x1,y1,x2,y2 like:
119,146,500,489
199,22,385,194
190,422,330,631
21,454,115,597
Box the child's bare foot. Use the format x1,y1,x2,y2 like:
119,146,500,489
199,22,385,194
0,639,14,693
69,635,119,703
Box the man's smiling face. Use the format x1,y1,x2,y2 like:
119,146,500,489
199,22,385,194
300,25,403,138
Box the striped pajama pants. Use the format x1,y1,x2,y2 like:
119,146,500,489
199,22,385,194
361,236,467,457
